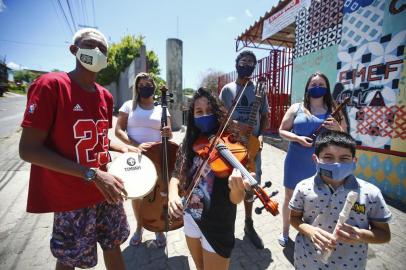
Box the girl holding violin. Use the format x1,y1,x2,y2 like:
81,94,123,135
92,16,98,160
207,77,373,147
168,88,251,270
115,72,172,247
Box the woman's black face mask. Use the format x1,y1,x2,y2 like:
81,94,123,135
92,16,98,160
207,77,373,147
138,86,155,98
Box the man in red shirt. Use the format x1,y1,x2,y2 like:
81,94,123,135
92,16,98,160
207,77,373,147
19,28,135,270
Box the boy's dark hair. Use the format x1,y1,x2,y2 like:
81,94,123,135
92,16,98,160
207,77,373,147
315,131,356,157
235,50,257,65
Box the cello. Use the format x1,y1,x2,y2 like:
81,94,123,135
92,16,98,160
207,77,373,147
140,86,183,232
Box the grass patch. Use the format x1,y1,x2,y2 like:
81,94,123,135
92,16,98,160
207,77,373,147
6,84,27,95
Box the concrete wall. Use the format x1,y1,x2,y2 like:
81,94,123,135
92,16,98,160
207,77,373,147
292,0,406,204
166,38,183,131
104,45,147,111
104,81,118,109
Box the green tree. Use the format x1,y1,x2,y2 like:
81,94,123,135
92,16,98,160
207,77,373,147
198,69,224,94
151,73,166,90
97,35,161,86
14,70,38,83
183,87,195,96
147,50,160,75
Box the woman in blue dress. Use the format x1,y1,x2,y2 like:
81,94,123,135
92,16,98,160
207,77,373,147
278,72,347,246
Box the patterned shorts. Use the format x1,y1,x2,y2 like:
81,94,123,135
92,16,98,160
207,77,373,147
50,201,130,269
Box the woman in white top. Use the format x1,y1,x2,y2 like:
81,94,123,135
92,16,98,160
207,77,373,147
115,72,172,247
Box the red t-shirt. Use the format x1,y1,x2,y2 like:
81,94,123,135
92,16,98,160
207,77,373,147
21,72,113,213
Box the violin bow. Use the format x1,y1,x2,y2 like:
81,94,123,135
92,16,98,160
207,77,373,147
182,80,253,209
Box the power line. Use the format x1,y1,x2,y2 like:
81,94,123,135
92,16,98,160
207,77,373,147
65,0,77,32
92,0,96,27
78,0,84,25
0,39,67,47
73,0,82,28
78,0,97,29
77,0,96,29
56,0,75,35
81,0,88,26
49,0,70,39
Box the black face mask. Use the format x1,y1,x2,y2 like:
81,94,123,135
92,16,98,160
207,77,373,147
138,86,155,98
236,65,255,78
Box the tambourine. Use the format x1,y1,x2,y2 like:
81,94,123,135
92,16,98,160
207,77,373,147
108,152,157,199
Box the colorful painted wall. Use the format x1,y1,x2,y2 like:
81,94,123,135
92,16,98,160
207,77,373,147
292,0,406,204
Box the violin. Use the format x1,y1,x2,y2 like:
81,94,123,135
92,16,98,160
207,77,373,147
181,80,279,217
193,133,248,178
310,97,350,141
215,143,279,216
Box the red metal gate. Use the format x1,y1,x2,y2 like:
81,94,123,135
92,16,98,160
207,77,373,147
218,48,293,134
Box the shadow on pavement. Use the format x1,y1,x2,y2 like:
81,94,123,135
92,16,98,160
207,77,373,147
384,195,406,213
122,239,190,270
0,159,25,192
230,238,273,269
282,237,295,266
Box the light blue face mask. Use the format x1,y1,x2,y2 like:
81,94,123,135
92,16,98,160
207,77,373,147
316,160,356,181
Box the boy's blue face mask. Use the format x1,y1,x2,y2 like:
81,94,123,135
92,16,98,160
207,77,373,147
308,86,327,98
194,114,218,134
316,160,356,181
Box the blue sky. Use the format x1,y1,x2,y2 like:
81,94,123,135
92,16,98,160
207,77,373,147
0,0,277,88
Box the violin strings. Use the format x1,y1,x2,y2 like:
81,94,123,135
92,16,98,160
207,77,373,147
183,80,251,209
216,144,257,186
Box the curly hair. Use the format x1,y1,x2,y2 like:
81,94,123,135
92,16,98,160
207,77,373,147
235,50,257,65
173,87,228,190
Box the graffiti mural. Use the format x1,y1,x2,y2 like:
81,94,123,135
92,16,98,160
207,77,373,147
294,0,343,58
389,0,406,15
391,57,406,153
340,0,386,49
343,0,375,14
384,0,406,34
356,105,406,139
356,149,406,203
290,0,406,204
335,30,406,149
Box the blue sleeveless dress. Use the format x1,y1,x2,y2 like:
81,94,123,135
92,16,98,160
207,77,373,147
283,104,329,189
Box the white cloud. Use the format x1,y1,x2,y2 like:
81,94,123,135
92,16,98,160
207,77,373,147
226,16,236,22
245,9,253,17
0,0,5,12
7,62,27,70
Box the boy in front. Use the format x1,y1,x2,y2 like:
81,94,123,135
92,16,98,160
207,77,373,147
289,131,391,270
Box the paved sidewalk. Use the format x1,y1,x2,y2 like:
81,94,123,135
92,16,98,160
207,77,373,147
0,127,405,270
